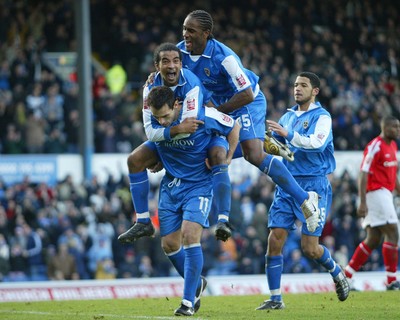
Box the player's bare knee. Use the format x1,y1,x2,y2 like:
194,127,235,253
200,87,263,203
243,151,263,167
127,152,144,172
267,231,286,255
301,245,319,259
161,240,180,254
208,147,227,166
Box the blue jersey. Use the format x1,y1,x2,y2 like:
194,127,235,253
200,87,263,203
177,39,267,142
155,106,235,182
177,39,261,109
143,68,212,142
269,102,335,235
274,102,336,177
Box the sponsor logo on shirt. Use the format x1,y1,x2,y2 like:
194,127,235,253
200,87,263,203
317,133,325,140
383,160,397,167
161,139,196,149
235,74,247,87
187,98,196,110
221,114,233,124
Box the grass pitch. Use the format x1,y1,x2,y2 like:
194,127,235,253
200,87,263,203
0,291,399,320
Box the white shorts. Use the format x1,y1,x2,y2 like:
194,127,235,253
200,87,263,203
362,188,399,228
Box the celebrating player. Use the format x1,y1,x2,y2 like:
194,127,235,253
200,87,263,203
118,43,235,243
178,10,320,235
145,85,240,315
256,72,350,310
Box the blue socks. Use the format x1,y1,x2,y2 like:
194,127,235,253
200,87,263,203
259,155,308,204
167,246,202,297
266,255,283,302
129,171,150,224
212,164,231,223
316,245,341,278
183,245,203,305
167,247,185,278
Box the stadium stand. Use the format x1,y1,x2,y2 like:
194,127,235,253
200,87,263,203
0,0,399,281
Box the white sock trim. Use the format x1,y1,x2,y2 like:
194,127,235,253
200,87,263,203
136,212,150,219
270,288,281,296
165,246,183,256
345,265,355,277
386,271,397,277
183,243,201,249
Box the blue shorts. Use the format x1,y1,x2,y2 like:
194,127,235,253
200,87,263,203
208,134,229,151
144,140,157,151
268,176,332,236
230,91,267,142
158,174,212,237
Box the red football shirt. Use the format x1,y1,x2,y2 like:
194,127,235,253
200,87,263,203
360,136,398,192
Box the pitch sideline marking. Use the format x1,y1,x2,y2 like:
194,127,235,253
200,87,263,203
0,310,207,320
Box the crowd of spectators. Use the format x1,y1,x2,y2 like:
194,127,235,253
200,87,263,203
0,0,400,281
0,167,397,282
1,0,400,155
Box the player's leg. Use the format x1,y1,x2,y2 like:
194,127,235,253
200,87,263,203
208,136,233,241
301,178,349,301
174,181,211,316
345,226,379,279
378,189,400,289
240,137,319,231
236,93,307,204
157,177,194,315
160,178,210,315
256,192,293,310
118,142,158,243
256,228,287,310
380,223,399,289
345,188,398,289
235,94,319,232
241,138,312,206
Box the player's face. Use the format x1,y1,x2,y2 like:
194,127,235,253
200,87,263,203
182,16,209,55
384,120,400,140
294,76,318,106
155,50,182,86
151,101,179,127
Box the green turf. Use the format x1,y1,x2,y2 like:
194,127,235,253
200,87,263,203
0,291,399,319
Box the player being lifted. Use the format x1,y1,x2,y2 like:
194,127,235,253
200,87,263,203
117,43,237,244
177,10,321,233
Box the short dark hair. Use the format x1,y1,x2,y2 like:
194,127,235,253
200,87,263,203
147,86,175,111
187,10,214,39
381,115,399,127
153,43,182,64
299,72,320,88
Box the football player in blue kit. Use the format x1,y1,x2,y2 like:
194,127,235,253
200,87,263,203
257,72,350,310
118,43,235,243
177,10,320,234
145,85,240,316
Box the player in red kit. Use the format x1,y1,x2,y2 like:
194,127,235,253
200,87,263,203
345,115,400,290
